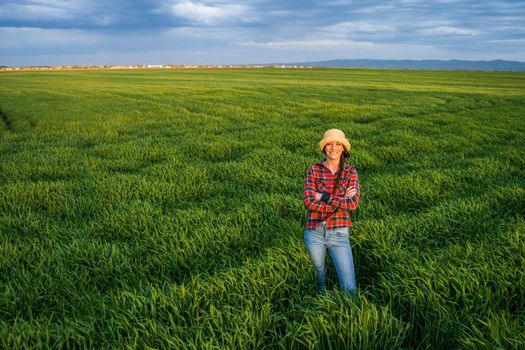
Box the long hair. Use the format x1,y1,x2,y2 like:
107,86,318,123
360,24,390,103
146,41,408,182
323,147,350,194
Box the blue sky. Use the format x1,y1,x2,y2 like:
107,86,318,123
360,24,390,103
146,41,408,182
1,0,524,66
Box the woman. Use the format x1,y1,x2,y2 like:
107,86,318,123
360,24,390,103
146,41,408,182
303,128,360,296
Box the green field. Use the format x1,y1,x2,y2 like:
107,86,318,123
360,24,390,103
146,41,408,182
1,68,524,349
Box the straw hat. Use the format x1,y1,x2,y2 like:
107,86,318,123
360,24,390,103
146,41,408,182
319,129,351,152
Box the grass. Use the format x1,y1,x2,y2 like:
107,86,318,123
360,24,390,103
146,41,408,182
0,68,524,349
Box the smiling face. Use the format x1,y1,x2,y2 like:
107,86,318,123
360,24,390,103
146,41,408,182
324,141,344,161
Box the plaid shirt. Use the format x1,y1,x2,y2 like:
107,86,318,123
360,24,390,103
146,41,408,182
304,160,360,230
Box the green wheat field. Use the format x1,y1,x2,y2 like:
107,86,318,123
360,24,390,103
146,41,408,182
1,68,524,349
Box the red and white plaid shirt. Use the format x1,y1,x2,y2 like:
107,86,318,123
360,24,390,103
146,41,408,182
304,160,360,230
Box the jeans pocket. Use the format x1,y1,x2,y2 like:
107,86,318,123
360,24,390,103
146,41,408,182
334,227,349,237
304,226,325,246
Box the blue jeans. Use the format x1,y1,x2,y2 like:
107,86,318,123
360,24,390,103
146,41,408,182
304,223,356,295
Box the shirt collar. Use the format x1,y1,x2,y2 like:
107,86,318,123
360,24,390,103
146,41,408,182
316,158,351,173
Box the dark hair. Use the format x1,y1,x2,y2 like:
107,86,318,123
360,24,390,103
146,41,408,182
323,147,350,194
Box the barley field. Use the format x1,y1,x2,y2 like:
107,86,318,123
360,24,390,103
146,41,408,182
0,68,524,349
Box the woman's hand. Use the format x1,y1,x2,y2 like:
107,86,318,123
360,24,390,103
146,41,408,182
314,192,323,201
345,187,358,198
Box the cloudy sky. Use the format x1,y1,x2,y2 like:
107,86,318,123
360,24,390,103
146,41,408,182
1,0,524,66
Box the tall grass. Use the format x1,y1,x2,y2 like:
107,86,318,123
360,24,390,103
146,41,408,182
1,68,524,349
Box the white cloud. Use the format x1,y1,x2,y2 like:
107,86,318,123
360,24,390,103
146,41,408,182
487,38,525,44
240,37,481,62
162,1,254,25
243,39,375,48
420,26,481,36
352,4,397,14
163,25,238,39
325,21,395,35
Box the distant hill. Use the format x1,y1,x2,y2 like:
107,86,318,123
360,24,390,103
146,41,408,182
277,59,525,71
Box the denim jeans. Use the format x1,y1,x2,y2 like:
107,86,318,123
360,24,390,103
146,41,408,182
304,223,356,295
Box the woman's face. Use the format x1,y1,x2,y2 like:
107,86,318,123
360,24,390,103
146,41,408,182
324,141,344,161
